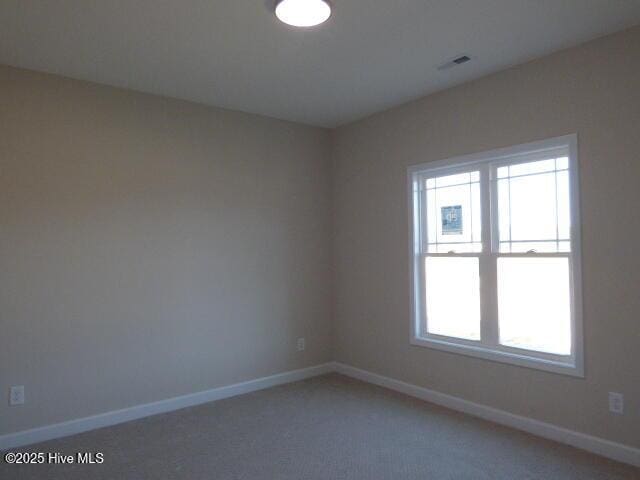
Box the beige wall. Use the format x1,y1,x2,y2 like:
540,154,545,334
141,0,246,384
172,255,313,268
0,66,332,435
331,26,640,448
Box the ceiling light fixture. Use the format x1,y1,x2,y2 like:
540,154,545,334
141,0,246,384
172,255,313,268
275,0,332,28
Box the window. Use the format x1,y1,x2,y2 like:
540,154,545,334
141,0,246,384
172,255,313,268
408,135,583,376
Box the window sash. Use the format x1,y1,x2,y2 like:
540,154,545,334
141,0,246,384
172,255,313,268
418,252,574,358
408,135,582,377
421,169,483,253
490,159,571,254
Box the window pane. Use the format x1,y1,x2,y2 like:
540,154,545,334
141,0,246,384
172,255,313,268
498,257,571,355
435,172,472,187
470,182,481,245
425,257,480,341
428,242,482,253
428,243,482,253
509,172,557,240
499,241,562,253
496,158,572,253
425,171,481,252
558,241,571,252
556,156,569,170
556,170,571,239
427,189,437,244
498,179,511,243
509,158,555,176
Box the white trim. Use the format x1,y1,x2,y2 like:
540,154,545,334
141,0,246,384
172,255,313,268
333,362,640,467
409,336,581,377
3,361,638,468
0,363,333,451
407,134,577,175
407,134,584,377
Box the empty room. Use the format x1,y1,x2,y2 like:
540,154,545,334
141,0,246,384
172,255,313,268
1,1,639,478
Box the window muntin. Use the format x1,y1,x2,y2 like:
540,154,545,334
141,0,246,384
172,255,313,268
409,136,582,376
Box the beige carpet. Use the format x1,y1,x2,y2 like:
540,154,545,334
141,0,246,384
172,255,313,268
2,373,638,479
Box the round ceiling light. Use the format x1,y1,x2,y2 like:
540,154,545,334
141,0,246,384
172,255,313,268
275,0,332,28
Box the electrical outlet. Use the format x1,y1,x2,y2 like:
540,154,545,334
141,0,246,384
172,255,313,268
296,337,305,352
608,392,623,414
9,386,25,406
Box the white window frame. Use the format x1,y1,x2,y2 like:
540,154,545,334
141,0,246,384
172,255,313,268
408,135,584,377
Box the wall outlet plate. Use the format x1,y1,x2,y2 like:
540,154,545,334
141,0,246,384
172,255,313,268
296,337,305,351
9,385,25,406
608,392,624,414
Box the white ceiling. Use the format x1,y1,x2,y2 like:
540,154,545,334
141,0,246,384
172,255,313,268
1,1,640,127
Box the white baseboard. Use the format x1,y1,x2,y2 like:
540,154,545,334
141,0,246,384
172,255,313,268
4,361,638,468
333,362,640,467
0,363,333,451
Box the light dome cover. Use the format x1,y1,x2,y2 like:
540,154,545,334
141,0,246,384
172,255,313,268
275,0,332,27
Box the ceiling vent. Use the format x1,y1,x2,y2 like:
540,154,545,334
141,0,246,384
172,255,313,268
438,54,472,71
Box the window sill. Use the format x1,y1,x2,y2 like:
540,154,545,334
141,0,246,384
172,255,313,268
410,335,584,378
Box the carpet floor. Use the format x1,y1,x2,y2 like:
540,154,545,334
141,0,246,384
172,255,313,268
2,373,638,479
